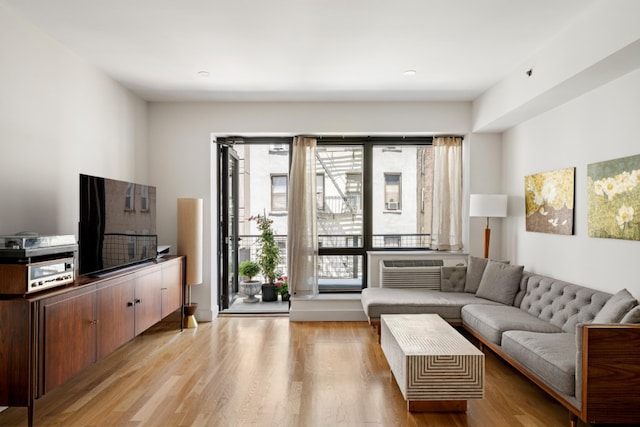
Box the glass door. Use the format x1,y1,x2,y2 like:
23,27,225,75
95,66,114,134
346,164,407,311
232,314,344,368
219,144,239,310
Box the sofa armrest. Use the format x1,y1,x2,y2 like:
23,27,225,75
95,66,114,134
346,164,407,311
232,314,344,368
580,323,640,424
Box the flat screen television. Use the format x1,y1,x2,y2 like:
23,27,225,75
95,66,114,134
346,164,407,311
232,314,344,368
79,173,158,276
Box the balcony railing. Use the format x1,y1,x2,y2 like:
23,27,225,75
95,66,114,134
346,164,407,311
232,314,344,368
237,233,431,280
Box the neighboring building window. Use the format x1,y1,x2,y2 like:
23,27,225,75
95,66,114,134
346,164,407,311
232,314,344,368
125,183,135,211
140,185,150,212
384,173,401,210
271,174,288,211
346,173,362,211
317,173,325,211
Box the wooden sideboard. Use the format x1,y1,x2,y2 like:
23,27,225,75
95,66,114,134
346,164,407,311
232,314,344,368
0,255,185,426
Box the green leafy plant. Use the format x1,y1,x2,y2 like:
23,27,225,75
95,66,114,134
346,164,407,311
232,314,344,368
238,260,260,281
249,212,280,284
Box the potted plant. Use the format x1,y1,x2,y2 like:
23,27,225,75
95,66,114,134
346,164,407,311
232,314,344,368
250,212,280,302
276,275,289,302
238,260,261,303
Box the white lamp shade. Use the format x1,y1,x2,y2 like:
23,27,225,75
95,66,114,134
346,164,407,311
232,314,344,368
177,198,203,286
469,194,508,218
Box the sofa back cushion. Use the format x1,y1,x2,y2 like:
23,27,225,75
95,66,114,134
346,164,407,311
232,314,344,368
464,256,511,293
441,266,467,292
464,256,488,293
519,275,611,333
475,261,524,305
592,288,637,323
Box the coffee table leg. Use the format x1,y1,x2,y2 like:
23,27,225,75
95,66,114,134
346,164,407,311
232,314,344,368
408,400,467,412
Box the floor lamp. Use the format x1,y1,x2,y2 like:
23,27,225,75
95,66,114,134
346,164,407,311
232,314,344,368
177,198,203,328
469,194,507,259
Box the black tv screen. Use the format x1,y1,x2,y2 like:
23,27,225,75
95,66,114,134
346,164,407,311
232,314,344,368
79,174,158,276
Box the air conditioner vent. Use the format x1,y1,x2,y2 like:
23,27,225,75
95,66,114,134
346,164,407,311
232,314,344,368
382,260,443,268
380,259,444,290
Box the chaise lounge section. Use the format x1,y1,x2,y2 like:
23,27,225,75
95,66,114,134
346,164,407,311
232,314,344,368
361,256,640,426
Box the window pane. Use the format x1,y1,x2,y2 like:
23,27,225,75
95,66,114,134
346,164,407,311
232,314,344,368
316,146,363,248
384,173,401,210
346,173,362,210
318,255,363,291
271,175,288,211
373,145,433,248
316,173,325,211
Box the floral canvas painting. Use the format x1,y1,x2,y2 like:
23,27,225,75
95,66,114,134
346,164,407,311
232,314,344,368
524,167,575,235
588,154,640,241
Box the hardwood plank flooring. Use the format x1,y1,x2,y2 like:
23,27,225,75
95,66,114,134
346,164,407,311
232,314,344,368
0,318,591,426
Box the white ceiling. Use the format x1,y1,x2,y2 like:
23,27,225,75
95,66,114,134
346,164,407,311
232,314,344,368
1,0,595,102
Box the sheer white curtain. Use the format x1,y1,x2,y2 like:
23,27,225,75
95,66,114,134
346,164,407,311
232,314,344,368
431,136,463,250
287,136,318,296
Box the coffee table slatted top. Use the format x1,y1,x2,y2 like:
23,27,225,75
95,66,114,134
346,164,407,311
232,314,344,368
381,314,482,356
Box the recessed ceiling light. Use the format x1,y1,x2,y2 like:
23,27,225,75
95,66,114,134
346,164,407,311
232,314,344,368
403,70,417,76
197,70,210,77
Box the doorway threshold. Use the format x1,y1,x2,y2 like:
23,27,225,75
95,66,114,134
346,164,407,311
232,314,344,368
220,295,290,316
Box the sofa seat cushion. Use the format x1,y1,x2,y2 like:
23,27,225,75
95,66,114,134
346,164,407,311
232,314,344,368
502,331,576,396
361,288,500,322
462,304,562,345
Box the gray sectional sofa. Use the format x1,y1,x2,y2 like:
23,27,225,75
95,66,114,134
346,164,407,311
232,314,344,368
361,256,640,426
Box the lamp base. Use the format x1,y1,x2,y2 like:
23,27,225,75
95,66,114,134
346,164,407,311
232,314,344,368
484,226,491,259
183,303,198,329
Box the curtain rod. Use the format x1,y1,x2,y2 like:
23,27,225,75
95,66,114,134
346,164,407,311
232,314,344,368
219,135,466,144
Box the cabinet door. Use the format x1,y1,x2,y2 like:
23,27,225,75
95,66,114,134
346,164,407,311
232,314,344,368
161,259,183,318
96,278,135,359
0,299,32,405
41,289,96,394
134,269,163,335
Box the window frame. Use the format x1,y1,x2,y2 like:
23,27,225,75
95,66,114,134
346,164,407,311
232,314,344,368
316,137,434,291
217,136,438,293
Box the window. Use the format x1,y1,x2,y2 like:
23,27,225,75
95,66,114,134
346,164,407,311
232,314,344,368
271,174,288,211
384,173,401,210
316,146,363,248
125,183,135,211
219,136,443,296
372,144,433,248
140,185,150,212
316,174,325,211
346,173,362,211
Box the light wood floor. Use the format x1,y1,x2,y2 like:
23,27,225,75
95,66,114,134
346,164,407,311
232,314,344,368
0,317,591,427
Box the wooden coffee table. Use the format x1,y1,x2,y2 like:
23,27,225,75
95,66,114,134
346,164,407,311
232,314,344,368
380,314,484,412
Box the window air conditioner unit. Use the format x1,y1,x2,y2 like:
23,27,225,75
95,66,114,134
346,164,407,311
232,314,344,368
270,144,288,152
387,202,399,210
380,259,443,290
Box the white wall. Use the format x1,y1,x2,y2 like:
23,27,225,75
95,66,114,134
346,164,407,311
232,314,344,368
147,101,499,320
0,6,148,236
473,0,640,133
466,133,504,258
501,68,640,297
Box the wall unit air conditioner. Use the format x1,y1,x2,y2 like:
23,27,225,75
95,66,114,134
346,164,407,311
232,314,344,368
270,143,289,153
379,258,467,290
386,201,399,210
